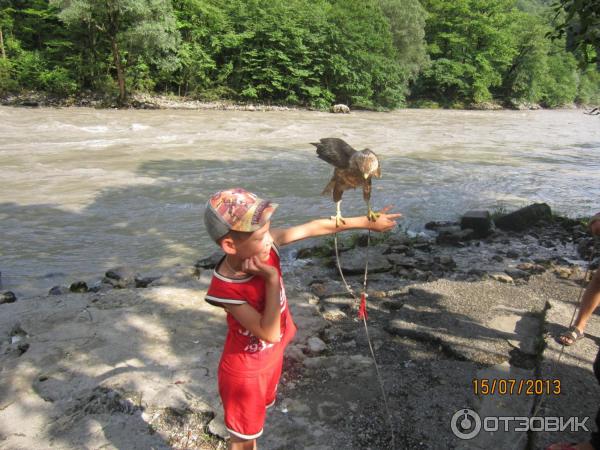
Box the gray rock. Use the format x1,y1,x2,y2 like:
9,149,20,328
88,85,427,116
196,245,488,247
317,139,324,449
69,281,89,293
490,272,514,283
516,262,546,274
495,203,552,231
207,415,228,439
386,254,417,268
105,266,138,281
0,291,17,304
461,210,492,236
331,104,350,113
307,336,327,354
338,246,392,274
321,305,347,320
10,322,26,338
309,279,346,298
49,286,67,296
321,295,354,306
285,345,306,362
437,255,456,268
195,251,224,269
303,356,328,369
134,277,158,288
149,266,201,287
436,227,475,245
506,250,520,258
424,221,457,230
104,266,140,288
505,269,529,280
384,244,409,254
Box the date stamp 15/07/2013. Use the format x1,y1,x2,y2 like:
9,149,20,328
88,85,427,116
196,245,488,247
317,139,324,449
472,378,561,396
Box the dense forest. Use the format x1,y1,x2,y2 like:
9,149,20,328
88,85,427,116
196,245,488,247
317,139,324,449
0,0,598,109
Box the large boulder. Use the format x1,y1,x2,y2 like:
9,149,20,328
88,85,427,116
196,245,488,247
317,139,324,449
494,203,552,231
436,226,475,245
103,266,140,289
330,104,350,114
195,251,224,269
461,210,492,237
0,291,17,304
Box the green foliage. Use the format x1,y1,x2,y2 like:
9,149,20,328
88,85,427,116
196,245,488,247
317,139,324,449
548,0,599,67
51,0,180,102
414,0,520,105
577,68,600,105
1,0,597,107
499,11,551,103
540,50,578,106
38,67,77,95
0,58,17,94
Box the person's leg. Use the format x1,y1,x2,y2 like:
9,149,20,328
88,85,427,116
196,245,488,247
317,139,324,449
560,270,600,345
218,369,266,449
228,435,256,450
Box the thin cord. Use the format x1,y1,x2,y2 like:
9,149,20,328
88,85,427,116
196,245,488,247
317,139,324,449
333,229,396,448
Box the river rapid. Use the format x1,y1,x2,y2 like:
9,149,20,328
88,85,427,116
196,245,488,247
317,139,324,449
1,106,599,297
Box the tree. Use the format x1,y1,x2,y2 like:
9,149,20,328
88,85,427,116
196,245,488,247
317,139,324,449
414,0,521,105
51,0,180,104
549,0,599,68
378,0,429,85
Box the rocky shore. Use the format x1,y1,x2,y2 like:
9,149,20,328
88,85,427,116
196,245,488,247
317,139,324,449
0,91,312,111
1,204,599,449
0,91,582,112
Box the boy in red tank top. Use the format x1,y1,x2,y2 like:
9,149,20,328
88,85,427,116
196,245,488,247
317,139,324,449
204,188,401,450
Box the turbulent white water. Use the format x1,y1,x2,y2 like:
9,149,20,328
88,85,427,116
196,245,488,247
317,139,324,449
1,106,599,297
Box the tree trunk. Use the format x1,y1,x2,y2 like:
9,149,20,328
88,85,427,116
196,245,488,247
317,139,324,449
110,38,126,105
0,28,6,60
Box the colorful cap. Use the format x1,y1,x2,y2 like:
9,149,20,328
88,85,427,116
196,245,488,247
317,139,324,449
204,188,278,242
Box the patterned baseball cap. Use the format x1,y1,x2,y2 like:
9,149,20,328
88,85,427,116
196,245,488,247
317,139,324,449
204,188,278,242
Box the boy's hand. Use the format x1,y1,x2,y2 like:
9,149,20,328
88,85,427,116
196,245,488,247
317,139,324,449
242,256,279,282
369,206,402,232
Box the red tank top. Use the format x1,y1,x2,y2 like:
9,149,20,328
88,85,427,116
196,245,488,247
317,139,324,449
205,246,296,376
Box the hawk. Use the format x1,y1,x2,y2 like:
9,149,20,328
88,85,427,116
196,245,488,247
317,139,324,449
312,138,381,227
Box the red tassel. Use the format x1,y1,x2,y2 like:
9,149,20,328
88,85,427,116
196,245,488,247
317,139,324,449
358,292,368,320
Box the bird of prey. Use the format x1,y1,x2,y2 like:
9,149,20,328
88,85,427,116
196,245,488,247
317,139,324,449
312,138,381,227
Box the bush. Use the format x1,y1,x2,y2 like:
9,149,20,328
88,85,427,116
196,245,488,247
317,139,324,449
577,69,600,105
194,86,236,102
13,50,45,89
38,67,78,96
0,59,18,94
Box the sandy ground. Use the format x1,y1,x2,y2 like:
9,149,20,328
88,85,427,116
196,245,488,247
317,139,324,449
1,237,599,450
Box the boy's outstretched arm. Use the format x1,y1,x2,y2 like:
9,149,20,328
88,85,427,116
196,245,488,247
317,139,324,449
271,207,402,247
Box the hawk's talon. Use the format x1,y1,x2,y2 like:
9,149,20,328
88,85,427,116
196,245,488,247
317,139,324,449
331,214,346,228
367,209,380,222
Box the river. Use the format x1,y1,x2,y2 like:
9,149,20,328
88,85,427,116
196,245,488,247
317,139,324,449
1,106,599,297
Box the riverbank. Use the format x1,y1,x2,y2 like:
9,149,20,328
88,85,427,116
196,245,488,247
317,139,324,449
0,90,585,111
1,208,599,449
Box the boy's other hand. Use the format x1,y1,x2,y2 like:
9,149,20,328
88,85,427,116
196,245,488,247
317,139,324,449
370,206,402,232
242,256,279,282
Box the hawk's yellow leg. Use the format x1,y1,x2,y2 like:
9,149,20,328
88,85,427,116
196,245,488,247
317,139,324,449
366,200,380,222
330,201,346,227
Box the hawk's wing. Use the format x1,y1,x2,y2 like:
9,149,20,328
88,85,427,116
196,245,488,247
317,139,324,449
311,138,356,169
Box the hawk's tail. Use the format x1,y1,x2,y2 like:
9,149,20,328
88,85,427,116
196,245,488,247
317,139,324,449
321,179,335,196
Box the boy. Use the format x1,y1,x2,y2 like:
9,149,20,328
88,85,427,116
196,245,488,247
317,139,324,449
203,188,401,450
